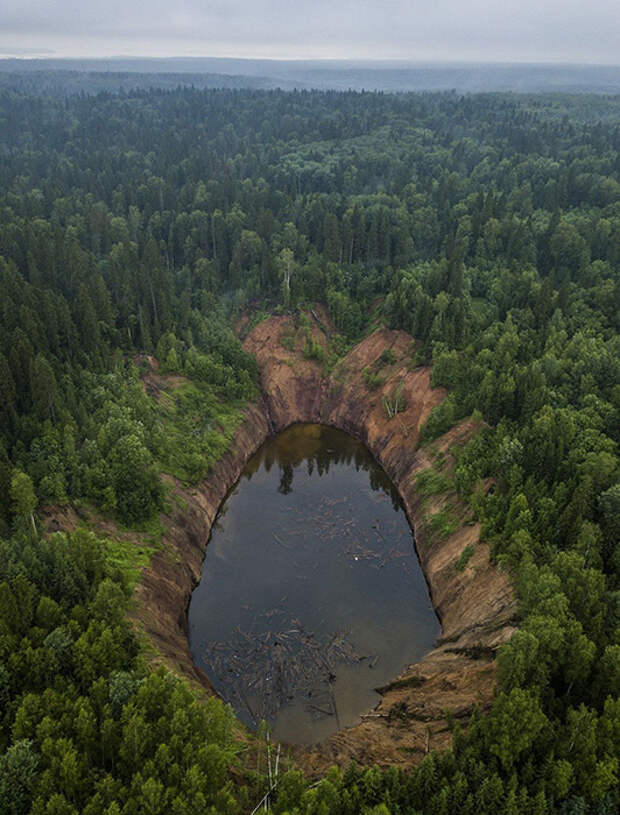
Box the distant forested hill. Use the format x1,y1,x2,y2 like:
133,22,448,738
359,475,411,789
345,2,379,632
1,57,620,94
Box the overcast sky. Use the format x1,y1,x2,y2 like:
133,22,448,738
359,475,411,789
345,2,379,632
1,0,618,64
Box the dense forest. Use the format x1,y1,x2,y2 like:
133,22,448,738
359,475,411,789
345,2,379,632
0,85,619,814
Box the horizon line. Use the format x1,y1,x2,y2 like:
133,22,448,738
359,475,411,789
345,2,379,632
2,55,620,70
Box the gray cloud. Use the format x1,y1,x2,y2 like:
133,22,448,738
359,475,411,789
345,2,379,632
0,0,618,62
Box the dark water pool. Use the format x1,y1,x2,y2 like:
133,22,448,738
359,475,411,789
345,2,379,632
188,424,439,744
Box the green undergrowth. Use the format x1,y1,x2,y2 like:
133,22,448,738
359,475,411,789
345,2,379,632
362,345,401,390
322,332,352,376
75,511,163,590
415,468,455,497
427,507,460,541
153,381,245,484
102,535,159,589
455,544,475,572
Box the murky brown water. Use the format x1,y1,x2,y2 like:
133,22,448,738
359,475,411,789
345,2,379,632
188,423,439,744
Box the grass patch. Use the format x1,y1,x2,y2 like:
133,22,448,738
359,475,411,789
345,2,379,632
433,451,446,470
323,335,352,377
419,394,459,445
104,536,158,589
415,469,454,497
361,346,398,390
428,508,459,540
455,544,475,572
279,328,297,351
302,335,325,361
362,366,386,389
171,492,189,512
135,515,165,547
379,348,397,365
153,382,244,484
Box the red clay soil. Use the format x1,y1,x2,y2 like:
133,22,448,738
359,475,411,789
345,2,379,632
49,313,517,771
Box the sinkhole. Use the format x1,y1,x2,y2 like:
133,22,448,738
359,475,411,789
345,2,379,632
188,423,440,744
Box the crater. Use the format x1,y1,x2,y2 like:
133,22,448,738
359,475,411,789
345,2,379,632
188,423,440,744
132,314,517,769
